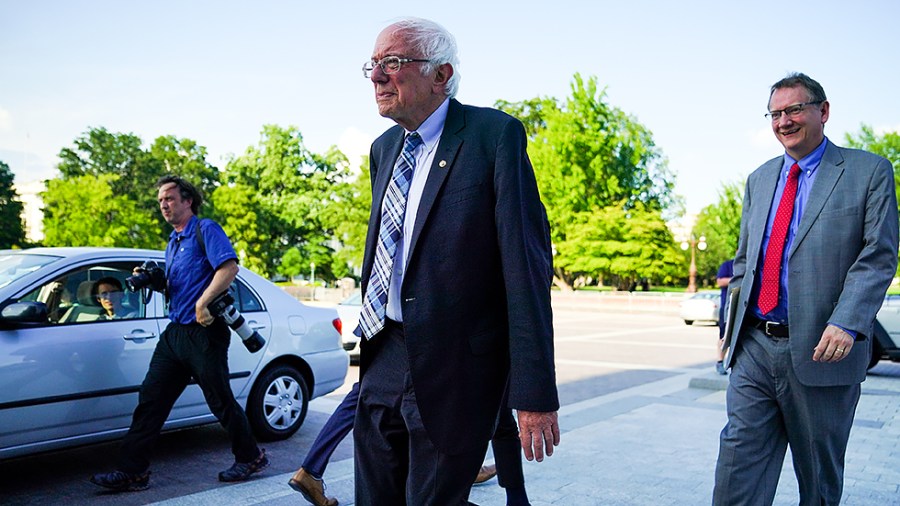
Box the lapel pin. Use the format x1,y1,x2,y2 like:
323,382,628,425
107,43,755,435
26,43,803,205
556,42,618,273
439,160,447,168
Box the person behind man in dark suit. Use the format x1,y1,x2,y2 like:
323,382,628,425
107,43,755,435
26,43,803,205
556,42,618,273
714,258,734,374
713,73,898,505
353,16,560,505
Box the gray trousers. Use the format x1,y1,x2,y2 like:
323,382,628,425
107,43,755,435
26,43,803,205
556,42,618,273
713,328,860,506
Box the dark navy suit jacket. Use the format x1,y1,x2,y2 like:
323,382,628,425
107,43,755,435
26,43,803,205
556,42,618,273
358,99,559,454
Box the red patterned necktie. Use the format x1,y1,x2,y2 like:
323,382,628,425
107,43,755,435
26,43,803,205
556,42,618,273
757,163,802,315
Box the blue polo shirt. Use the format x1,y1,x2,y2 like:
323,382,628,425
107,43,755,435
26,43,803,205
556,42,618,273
165,215,237,324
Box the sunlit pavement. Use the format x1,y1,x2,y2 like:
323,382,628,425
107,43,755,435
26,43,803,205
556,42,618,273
148,292,900,506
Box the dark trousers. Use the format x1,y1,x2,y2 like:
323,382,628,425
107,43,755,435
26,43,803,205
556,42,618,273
305,384,522,488
117,320,260,473
354,321,487,505
713,329,860,506
492,407,524,489
303,381,360,478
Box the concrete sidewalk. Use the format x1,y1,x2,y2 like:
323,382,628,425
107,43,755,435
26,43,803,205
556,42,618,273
151,362,900,506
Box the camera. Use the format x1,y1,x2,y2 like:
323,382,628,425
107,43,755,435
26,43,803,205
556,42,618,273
126,261,167,293
208,291,266,353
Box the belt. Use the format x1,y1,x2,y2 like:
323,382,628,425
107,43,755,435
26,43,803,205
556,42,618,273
746,315,789,338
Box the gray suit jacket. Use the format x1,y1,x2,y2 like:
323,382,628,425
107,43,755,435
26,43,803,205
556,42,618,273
725,140,898,386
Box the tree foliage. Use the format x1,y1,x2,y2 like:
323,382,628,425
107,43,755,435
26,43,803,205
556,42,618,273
219,125,354,279
692,182,744,284
42,174,163,248
278,247,304,280
325,155,372,277
0,161,26,248
556,204,683,290
497,74,676,289
54,127,221,234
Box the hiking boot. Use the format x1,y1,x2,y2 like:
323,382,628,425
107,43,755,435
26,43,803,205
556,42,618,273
90,470,150,491
218,449,269,482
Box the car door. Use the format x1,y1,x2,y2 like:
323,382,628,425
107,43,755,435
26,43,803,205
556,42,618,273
222,277,271,399
156,275,272,418
0,259,158,455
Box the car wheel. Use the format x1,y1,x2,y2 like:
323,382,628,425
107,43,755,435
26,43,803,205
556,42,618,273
684,320,693,326
246,364,309,441
868,340,884,371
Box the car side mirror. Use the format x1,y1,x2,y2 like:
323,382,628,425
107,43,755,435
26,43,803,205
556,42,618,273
0,301,49,324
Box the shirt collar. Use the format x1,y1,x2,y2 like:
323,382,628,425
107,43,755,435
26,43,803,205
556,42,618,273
406,97,449,153
784,136,828,177
169,215,199,241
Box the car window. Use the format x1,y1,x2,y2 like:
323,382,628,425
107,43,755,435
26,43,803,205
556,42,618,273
233,278,264,313
19,262,148,325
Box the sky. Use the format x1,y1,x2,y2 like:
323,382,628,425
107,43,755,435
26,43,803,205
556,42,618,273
2,0,899,215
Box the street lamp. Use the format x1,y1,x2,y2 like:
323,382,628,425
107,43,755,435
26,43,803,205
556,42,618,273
681,235,707,293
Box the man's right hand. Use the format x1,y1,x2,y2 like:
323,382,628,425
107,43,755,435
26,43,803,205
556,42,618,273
517,410,560,462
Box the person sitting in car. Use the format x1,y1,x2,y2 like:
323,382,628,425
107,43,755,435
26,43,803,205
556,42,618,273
93,277,137,320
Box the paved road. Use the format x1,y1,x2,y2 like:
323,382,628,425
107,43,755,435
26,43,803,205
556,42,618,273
2,297,898,505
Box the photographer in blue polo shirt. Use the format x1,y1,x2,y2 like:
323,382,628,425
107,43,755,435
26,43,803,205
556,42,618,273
91,175,268,492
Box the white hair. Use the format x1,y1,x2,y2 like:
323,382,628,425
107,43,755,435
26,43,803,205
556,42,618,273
390,17,460,98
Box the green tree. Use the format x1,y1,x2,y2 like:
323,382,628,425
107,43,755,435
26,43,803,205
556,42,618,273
221,125,353,278
497,74,675,289
325,155,372,279
278,247,304,280
50,128,221,248
556,204,683,290
692,181,744,283
0,161,26,248
42,174,163,248
211,183,272,274
57,127,163,204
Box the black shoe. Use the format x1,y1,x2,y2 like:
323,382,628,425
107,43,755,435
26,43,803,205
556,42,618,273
90,470,150,491
219,449,269,482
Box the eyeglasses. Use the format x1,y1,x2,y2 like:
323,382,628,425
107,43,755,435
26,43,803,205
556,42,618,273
765,101,823,121
362,56,430,78
97,290,122,299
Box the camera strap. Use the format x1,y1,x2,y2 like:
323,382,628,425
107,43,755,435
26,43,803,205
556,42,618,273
164,218,211,307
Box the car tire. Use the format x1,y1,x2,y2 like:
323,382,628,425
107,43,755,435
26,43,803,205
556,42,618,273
246,364,309,442
684,320,693,326
868,339,884,371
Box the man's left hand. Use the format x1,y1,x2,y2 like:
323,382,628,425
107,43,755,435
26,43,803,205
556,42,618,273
813,324,853,363
517,410,560,462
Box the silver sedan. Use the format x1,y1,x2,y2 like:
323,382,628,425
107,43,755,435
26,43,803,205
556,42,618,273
0,247,349,460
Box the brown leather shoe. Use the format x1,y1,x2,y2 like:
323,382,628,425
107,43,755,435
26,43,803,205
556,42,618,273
474,464,497,484
288,468,338,506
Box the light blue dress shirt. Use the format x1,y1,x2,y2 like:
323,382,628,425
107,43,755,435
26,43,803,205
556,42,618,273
751,137,828,324
385,98,450,322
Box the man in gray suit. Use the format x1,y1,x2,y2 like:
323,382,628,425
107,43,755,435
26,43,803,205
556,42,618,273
713,73,898,505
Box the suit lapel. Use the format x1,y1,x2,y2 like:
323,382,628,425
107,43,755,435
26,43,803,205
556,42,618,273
789,141,845,258
372,130,406,217
747,160,783,269
406,99,465,261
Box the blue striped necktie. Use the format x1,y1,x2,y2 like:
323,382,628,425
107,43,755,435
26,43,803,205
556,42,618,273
359,132,423,339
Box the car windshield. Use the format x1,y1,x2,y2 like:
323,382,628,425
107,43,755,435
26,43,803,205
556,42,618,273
0,253,62,289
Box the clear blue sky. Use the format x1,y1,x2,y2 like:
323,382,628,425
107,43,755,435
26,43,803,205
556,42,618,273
2,0,898,214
